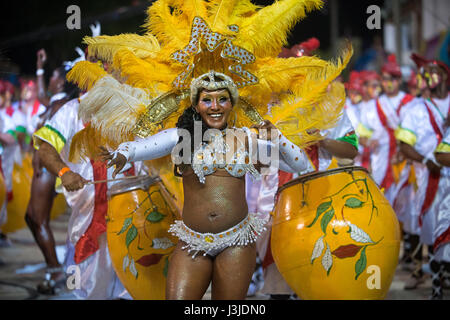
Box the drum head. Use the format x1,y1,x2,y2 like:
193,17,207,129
277,166,370,195
107,175,161,197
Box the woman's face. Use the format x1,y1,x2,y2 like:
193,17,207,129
195,89,233,130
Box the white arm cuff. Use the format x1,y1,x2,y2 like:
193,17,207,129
254,130,309,174
114,128,179,163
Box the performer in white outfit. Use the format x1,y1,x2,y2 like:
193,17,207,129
429,126,450,299
0,113,17,238
356,70,382,172
0,81,26,242
396,53,450,291
33,97,133,299
358,57,414,206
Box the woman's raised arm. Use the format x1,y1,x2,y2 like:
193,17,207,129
105,128,179,176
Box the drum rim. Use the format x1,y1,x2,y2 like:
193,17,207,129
107,175,161,197
277,166,370,195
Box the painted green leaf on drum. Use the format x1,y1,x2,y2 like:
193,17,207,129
163,257,169,278
307,201,332,228
345,197,365,209
126,225,138,248
146,210,166,223
355,246,367,280
320,209,335,234
117,217,132,235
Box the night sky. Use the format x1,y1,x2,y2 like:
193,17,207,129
0,0,384,80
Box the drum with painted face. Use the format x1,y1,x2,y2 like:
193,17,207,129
271,166,401,300
106,175,180,300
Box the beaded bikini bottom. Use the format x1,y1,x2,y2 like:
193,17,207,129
168,213,268,259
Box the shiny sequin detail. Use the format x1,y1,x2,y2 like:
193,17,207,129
171,16,258,89
168,213,268,258
191,128,260,184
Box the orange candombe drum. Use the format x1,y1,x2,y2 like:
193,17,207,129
271,166,401,300
106,175,180,300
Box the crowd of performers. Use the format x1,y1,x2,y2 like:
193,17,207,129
0,3,449,301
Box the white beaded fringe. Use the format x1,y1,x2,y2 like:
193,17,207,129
168,213,268,259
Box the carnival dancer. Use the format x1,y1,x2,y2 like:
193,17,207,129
396,54,450,290
431,123,450,299
407,71,420,98
33,90,137,299
65,0,352,299
0,80,26,246
357,70,381,171
377,55,417,268
345,71,363,132
344,71,364,166
24,48,81,294
18,79,46,145
358,57,413,206
0,94,18,248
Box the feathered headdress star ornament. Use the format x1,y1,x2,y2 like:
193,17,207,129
67,0,353,162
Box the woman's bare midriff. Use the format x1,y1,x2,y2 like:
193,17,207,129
181,168,248,234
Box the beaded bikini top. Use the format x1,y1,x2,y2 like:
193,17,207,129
191,127,260,184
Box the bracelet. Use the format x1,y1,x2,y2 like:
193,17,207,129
58,167,71,177
36,69,44,76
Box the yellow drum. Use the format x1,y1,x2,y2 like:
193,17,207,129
272,166,401,300
106,175,180,300
3,161,32,233
3,154,67,234
0,173,5,211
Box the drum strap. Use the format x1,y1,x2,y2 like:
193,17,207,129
74,160,108,264
434,226,450,252
375,99,396,191
32,99,41,116
396,94,414,116
418,102,443,226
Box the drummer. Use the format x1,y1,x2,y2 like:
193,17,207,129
32,56,136,299
0,80,25,248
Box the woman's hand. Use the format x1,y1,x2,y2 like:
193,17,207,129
250,120,278,140
99,146,127,178
37,49,47,69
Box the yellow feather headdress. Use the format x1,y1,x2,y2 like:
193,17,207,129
68,0,352,162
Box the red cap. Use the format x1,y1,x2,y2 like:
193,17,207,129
345,71,363,93
360,70,381,83
279,37,320,58
0,81,15,95
411,53,450,86
381,54,402,77
20,79,36,90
